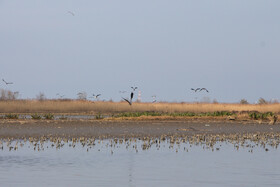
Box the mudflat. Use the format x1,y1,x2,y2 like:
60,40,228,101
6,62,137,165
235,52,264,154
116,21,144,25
0,119,279,139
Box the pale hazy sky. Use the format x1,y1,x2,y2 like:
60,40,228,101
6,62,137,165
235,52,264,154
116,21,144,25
0,0,279,103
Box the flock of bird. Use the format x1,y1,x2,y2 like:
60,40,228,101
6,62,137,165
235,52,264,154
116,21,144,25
191,88,209,93
120,87,209,105
121,87,138,105
1,78,209,105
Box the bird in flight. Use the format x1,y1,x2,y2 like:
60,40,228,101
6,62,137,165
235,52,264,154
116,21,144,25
130,92,134,101
122,97,132,105
191,88,200,92
122,91,134,105
131,87,138,91
2,79,13,85
92,94,101,99
67,11,75,16
200,88,209,93
119,91,127,94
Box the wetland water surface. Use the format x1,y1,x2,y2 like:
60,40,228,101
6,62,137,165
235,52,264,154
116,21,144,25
0,138,280,186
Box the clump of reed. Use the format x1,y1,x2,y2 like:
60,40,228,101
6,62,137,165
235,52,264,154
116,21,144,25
31,113,42,120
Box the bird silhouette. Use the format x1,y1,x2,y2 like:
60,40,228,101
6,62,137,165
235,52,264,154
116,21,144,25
122,97,132,105
2,79,13,85
191,88,200,92
67,11,75,16
200,88,209,92
130,92,134,101
93,94,101,98
131,87,138,91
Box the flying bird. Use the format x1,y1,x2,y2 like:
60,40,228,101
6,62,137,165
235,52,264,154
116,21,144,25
200,88,209,92
119,91,127,94
130,92,134,101
92,94,101,99
2,79,13,85
131,87,138,91
122,97,132,105
191,88,200,92
67,11,75,16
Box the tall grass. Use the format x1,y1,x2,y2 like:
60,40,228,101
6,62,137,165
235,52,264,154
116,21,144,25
0,100,279,114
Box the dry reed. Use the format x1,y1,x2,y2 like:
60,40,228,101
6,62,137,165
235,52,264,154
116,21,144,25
0,100,279,114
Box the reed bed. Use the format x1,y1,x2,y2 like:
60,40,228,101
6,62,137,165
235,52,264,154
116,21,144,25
0,100,279,114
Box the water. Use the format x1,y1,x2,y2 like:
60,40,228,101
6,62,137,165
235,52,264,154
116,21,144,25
0,139,280,186
0,114,109,120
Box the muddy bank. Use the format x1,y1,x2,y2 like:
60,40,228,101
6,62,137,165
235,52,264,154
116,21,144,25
0,119,279,139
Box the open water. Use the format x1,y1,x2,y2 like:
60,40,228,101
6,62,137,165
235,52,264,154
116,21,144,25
0,139,279,186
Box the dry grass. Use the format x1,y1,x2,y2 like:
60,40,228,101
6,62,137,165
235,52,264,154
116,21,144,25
0,100,279,114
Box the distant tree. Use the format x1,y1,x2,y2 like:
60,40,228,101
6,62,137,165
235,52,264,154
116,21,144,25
201,97,211,103
270,99,279,104
212,99,218,104
77,92,87,100
240,99,249,104
258,97,267,104
0,89,19,100
36,92,46,101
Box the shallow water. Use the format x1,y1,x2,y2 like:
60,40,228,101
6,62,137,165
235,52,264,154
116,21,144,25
0,114,99,120
0,139,280,186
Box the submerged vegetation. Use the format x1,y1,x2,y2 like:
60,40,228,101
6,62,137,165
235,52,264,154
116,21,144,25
114,111,235,118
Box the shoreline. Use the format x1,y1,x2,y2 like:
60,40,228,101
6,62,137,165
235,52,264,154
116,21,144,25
0,119,279,139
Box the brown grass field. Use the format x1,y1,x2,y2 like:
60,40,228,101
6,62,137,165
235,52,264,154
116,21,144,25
0,100,279,114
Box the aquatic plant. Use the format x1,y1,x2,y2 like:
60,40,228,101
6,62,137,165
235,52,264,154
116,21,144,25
114,111,234,118
31,113,42,120
95,113,104,119
5,114,19,119
43,113,54,120
248,112,274,120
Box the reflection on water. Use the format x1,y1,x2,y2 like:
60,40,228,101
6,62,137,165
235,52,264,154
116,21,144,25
0,138,280,186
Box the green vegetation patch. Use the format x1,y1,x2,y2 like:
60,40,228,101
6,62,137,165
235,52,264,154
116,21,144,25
31,113,42,120
114,111,234,118
5,114,19,119
248,112,274,120
43,113,54,120
95,113,104,119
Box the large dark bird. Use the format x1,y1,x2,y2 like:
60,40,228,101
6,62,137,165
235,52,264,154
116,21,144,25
130,92,134,101
122,97,132,105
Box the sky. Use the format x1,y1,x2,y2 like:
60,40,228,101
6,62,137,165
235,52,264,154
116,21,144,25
0,0,279,103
